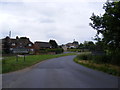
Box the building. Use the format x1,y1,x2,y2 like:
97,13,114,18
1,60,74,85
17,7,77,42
66,41,79,49
34,41,52,54
61,44,68,51
1,36,60,55
2,36,34,54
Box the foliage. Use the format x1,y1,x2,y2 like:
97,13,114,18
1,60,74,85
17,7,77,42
89,1,120,65
90,2,120,50
75,52,116,65
3,37,11,54
75,52,92,60
74,56,120,76
39,48,64,54
47,48,64,54
92,54,110,64
84,41,95,51
78,43,84,49
109,50,120,65
67,49,81,52
49,40,58,48
78,41,96,52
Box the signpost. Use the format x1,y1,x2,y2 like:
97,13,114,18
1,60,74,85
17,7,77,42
13,47,29,62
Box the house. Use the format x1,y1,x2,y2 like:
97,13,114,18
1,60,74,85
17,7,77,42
2,36,34,54
61,44,68,51
34,41,52,54
1,36,60,55
66,41,79,49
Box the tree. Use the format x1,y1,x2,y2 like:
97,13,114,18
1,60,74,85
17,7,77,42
89,1,120,65
90,1,120,51
83,41,95,51
78,43,84,49
3,36,11,54
49,40,58,48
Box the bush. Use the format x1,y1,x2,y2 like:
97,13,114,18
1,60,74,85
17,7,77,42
47,48,64,54
92,54,110,64
67,49,81,52
38,48,63,54
39,49,47,54
54,48,64,54
76,53,92,60
110,51,120,66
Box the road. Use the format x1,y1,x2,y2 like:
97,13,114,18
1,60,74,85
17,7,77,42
2,55,119,88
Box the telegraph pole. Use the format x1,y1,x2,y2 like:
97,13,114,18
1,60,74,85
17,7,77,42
9,31,11,38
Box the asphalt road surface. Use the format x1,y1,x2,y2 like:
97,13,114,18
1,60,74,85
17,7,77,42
2,55,119,88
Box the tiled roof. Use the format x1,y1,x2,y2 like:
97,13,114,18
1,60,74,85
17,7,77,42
34,41,51,48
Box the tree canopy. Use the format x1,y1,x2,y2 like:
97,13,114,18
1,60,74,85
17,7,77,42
49,40,58,48
89,1,120,65
90,1,120,52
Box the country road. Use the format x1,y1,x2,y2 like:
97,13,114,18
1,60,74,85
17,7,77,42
2,55,119,88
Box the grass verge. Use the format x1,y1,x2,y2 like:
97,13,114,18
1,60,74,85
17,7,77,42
2,53,76,73
74,56,120,77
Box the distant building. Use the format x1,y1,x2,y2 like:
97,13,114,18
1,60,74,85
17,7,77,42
61,41,79,51
66,41,79,49
61,44,67,51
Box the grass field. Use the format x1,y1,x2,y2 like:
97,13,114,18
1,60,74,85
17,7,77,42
74,53,120,77
2,53,76,73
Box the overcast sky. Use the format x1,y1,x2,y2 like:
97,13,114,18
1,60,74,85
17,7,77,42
0,0,106,45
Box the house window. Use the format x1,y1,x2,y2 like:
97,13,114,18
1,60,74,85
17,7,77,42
12,43,16,46
28,44,32,46
10,48,13,50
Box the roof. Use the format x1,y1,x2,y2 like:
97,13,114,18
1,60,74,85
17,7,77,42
2,36,33,48
34,41,51,48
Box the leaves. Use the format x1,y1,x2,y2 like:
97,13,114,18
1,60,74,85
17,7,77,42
90,1,120,50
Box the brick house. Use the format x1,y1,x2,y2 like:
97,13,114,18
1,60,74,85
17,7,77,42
2,36,34,54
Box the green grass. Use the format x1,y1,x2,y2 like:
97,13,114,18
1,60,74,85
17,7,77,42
74,54,120,77
2,53,76,73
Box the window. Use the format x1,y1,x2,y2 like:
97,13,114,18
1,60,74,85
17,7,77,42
10,48,13,50
28,44,32,46
30,49,34,51
12,43,15,46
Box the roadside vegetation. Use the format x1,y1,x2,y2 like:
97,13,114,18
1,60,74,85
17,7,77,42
67,49,81,52
73,1,120,77
2,53,76,73
74,52,120,76
89,1,120,66
38,48,63,54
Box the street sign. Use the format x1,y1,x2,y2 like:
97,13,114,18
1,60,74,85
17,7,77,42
13,47,29,54
13,50,28,54
12,47,29,62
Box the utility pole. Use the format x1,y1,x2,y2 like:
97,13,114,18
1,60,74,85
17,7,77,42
73,39,75,42
9,31,11,38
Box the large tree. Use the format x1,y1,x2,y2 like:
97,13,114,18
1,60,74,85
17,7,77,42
89,1,120,65
90,1,120,52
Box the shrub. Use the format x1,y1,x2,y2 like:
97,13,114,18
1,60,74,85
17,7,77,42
67,49,81,52
92,54,109,64
47,48,64,54
110,51,120,66
76,53,92,60
54,48,64,54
